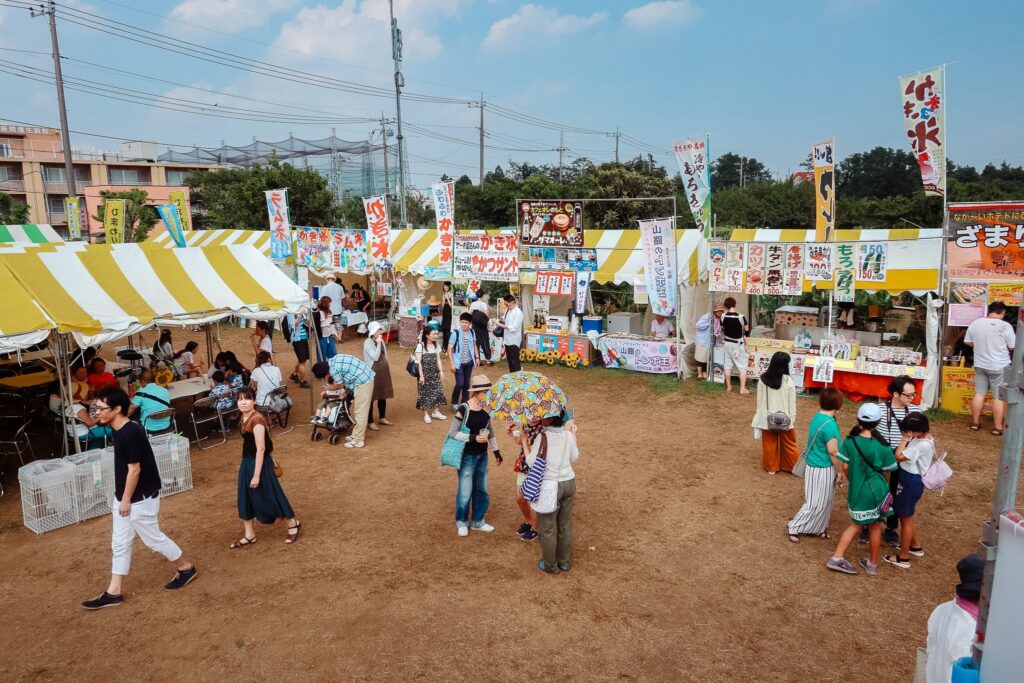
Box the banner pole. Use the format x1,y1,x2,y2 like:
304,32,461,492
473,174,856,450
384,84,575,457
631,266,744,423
706,213,716,383
673,199,680,381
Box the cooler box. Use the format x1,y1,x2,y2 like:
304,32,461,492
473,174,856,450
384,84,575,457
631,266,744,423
582,316,603,335
607,312,643,335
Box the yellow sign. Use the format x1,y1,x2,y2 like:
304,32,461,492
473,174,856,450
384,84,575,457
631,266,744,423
941,366,992,416
104,198,127,244
168,190,190,231
988,282,1024,307
64,197,81,240
812,140,835,242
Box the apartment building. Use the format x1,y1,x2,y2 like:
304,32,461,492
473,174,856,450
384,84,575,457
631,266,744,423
0,124,223,239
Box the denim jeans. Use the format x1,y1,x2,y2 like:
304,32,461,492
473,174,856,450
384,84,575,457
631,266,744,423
318,335,337,362
451,361,474,407
455,452,490,526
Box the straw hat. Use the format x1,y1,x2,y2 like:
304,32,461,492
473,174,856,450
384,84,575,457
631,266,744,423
426,295,441,306
469,374,492,392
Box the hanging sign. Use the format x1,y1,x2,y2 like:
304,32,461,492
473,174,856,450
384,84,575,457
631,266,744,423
295,227,332,268
783,243,805,295
155,204,186,248
834,243,856,302
331,229,368,273
517,200,584,247
265,189,292,261
574,272,593,314
535,271,574,297
103,198,127,244
947,202,1024,279
900,67,946,197
746,243,765,295
856,242,888,283
453,233,518,282
168,190,191,231
812,140,836,242
673,136,712,237
64,197,82,240
362,195,392,269
431,181,455,265
805,243,835,281
568,248,598,272
638,218,677,316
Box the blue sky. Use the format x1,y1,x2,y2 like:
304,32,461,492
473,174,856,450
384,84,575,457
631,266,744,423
1,0,1022,191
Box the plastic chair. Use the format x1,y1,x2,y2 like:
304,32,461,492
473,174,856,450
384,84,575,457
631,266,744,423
0,419,34,496
189,395,226,450
216,390,240,435
256,386,293,435
143,408,178,438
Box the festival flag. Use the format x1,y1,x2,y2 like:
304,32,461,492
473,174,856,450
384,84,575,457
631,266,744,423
103,198,127,244
155,204,186,248
672,136,712,237
899,67,945,197
64,197,82,240
638,218,677,316
362,195,393,269
168,190,191,231
265,189,292,261
431,181,455,265
812,140,836,242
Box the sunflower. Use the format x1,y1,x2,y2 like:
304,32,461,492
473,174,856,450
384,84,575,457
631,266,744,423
154,368,174,387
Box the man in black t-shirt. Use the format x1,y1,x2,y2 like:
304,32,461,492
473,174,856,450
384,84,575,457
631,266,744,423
81,387,197,610
720,297,751,394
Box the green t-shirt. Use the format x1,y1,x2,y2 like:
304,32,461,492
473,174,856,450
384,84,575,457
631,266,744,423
805,412,840,468
837,435,898,524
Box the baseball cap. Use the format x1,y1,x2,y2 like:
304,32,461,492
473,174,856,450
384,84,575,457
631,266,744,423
857,403,882,422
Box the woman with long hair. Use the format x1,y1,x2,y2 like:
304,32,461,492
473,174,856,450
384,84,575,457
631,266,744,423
415,326,447,423
231,387,300,548
787,387,844,542
153,329,174,362
315,296,337,361
751,351,799,473
441,282,454,355
171,341,203,378
826,403,898,576
446,374,502,537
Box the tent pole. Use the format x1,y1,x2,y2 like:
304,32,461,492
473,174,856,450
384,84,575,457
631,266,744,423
56,333,80,455
705,214,716,383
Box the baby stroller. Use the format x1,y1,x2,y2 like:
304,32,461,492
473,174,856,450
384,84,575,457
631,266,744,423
310,392,354,445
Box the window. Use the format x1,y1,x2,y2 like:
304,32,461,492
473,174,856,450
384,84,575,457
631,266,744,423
0,141,12,158
47,196,68,214
0,165,22,182
108,167,150,184
42,165,66,183
166,169,191,185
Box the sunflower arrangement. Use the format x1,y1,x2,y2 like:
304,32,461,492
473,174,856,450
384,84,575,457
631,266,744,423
521,348,537,362
154,368,174,387
562,353,581,368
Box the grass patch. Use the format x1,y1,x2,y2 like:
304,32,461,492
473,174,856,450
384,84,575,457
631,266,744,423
698,380,727,395
925,408,959,423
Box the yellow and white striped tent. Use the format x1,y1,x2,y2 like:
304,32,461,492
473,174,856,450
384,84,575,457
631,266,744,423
728,228,943,294
146,229,271,255
1,244,308,347
0,264,53,353
392,229,708,285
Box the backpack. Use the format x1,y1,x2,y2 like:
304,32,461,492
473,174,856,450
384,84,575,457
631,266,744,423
922,451,953,493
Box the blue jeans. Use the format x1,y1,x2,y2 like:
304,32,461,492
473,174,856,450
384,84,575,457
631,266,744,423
455,452,490,526
318,335,336,362
451,361,474,407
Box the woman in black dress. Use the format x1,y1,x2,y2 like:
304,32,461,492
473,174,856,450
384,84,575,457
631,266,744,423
441,282,454,355
231,387,301,548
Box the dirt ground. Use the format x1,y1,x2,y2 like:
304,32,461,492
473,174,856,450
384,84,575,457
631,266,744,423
0,324,1015,682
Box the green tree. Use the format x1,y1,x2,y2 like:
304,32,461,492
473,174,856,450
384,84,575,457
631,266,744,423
837,147,920,198
92,189,159,242
712,152,772,189
0,192,30,224
186,158,339,230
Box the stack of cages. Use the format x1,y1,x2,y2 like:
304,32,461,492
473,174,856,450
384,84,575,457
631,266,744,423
19,459,79,534
65,447,115,521
149,433,193,497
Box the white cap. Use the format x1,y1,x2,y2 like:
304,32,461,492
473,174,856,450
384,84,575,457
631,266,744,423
857,403,882,422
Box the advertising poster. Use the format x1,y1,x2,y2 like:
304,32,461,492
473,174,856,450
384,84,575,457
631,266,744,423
726,242,746,268
453,233,518,282
64,197,82,240
597,336,678,374
812,356,836,383
723,268,743,292
856,242,888,282
638,218,677,316
295,227,332,268
265,189,292,261
988,282,1024,307
900,68,946,197
567,249,598,272
947,202,1024,280
517,200,584,247
331,229,368,273
948,281,988,305
812,140,836,242
948,304,987,327
168,190,191,231
805,243,835,281
673,136,712,237
746,243,765,295
834,243,856,302
430,181,455,265
362,195,392,269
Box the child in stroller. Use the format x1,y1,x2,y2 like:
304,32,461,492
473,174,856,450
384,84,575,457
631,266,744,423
311,389,354,445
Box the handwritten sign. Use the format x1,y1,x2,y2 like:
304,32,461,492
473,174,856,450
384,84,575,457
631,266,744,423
431,182,454,265
453,233,518,282
362,195,392,269
639,218,677,316
103,198,127,244
834,243,856,302
265,189,292,260
856,242,888,283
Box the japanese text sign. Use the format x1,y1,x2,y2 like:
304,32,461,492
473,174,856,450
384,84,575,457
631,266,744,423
856,243,888,283
453,233,518,282
331,229,368,273
947,203,1024,280
673,136,712,237
900,68,946,197
168,190,190,231
638,218,677,316
295,227,332,268
805,243,835,281
64,197,81,240
834,243,856,302
362,195,392,269
155,204,186,248
517,200,584,247
265,189,292,261
812,140,835,242
431,181,455,265
103,198,126,244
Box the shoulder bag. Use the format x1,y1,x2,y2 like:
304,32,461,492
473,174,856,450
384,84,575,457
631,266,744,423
922,451,953,493
792,417,834,479
440,403,471,469
851,437,893,515
519,433,548,502
405,345,420,378
761,381,792,432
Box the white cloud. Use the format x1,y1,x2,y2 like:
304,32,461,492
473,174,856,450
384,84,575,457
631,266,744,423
483,4,608,51
622,1,701,30
169,0,299,32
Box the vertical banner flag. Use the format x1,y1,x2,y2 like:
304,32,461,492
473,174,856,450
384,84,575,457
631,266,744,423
362,195,392,269
812,140,835,242
834,243,856,302
103,198,127,244
265,189,292,261
64,197,81,240
431,181,455,265
900,67,945,197
155,204,186,248
673,137,712,237
574,271,593,315
638,218,677,316
167,190,191,231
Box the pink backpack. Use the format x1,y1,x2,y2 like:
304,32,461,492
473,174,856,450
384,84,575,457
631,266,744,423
922,451,953,493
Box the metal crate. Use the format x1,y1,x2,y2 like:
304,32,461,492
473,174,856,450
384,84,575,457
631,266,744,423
19,459,79,535
65,447,115,522
149,433,193,497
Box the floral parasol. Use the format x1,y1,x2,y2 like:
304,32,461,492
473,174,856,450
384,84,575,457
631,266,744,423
484,371,567,424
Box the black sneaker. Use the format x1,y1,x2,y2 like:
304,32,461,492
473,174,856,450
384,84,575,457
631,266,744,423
164,564,198,591
883,529,900,547
516,522,532,536
81,591,123,610
520,529,538,542
858,528,869,544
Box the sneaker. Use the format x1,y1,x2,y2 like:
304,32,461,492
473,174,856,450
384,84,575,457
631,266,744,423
423,414,432,424
368,423,381,431
164,564,198,590
520,529,538,542
826,557,858,575
516,522,532,536
859,558,878,576
431,411,447,420
883,554,912,569
344,441,364,448
537,560,559,574
906,546,925,558
457,525,469,537
857,528,869,544
81,591,123,610
345,435,355,441
558,563,572,572
883,528,900,547
470,521,495,533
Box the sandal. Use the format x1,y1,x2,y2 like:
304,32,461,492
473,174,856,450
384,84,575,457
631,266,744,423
788,533,800,544
991,428,1003,436
817,531,831,540
970,423,980,431
285,521,302,544
230,535,256,549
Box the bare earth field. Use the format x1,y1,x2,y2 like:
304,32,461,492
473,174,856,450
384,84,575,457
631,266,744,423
0,325,1014,682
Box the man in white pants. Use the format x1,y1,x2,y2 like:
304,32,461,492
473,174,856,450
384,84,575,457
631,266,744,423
81,387,197,610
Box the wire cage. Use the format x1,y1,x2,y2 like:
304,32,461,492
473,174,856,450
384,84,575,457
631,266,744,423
149,434,193,497
65,447,115,522
19,459,79,535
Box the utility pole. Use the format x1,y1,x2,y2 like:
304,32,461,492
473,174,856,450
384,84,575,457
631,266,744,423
558,130,565,182
388,0,407,228
467,94,484,185
30,0,77,232
736,156,746,188
380,114,390,199
607,126,620,163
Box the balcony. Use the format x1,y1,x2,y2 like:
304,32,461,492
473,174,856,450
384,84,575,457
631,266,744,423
0,179,26,192
47,211,67,225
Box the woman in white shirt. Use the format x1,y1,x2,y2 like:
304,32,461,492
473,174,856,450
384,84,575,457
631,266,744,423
315,297,338,361
171,341,203,378
250,351,291,413
751,351,798,474
153,329,174,362
526,415,579,574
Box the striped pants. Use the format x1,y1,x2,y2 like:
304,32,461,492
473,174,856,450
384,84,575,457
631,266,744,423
787,466,836,536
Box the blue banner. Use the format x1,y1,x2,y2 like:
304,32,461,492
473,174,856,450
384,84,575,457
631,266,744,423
156,204,186,248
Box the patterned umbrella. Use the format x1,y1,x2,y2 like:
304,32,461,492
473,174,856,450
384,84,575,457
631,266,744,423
484,371,567,424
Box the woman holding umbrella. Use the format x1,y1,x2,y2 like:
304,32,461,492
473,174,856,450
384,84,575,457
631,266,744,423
446,374,503,537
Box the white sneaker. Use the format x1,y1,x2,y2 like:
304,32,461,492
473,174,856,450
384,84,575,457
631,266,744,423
471,521,495,533
345,435,355,442
344,440,364,448
423,414,432,424
457,526,469,537
431,411,447,420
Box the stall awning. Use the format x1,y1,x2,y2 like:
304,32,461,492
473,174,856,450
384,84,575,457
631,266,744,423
0,224,62,243
392,229,708,286
146,229,271,256
0,265,53,353
728,228,943,294
1,244,307,346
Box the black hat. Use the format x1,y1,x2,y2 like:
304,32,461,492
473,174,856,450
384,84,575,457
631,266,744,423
955,554,985,601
